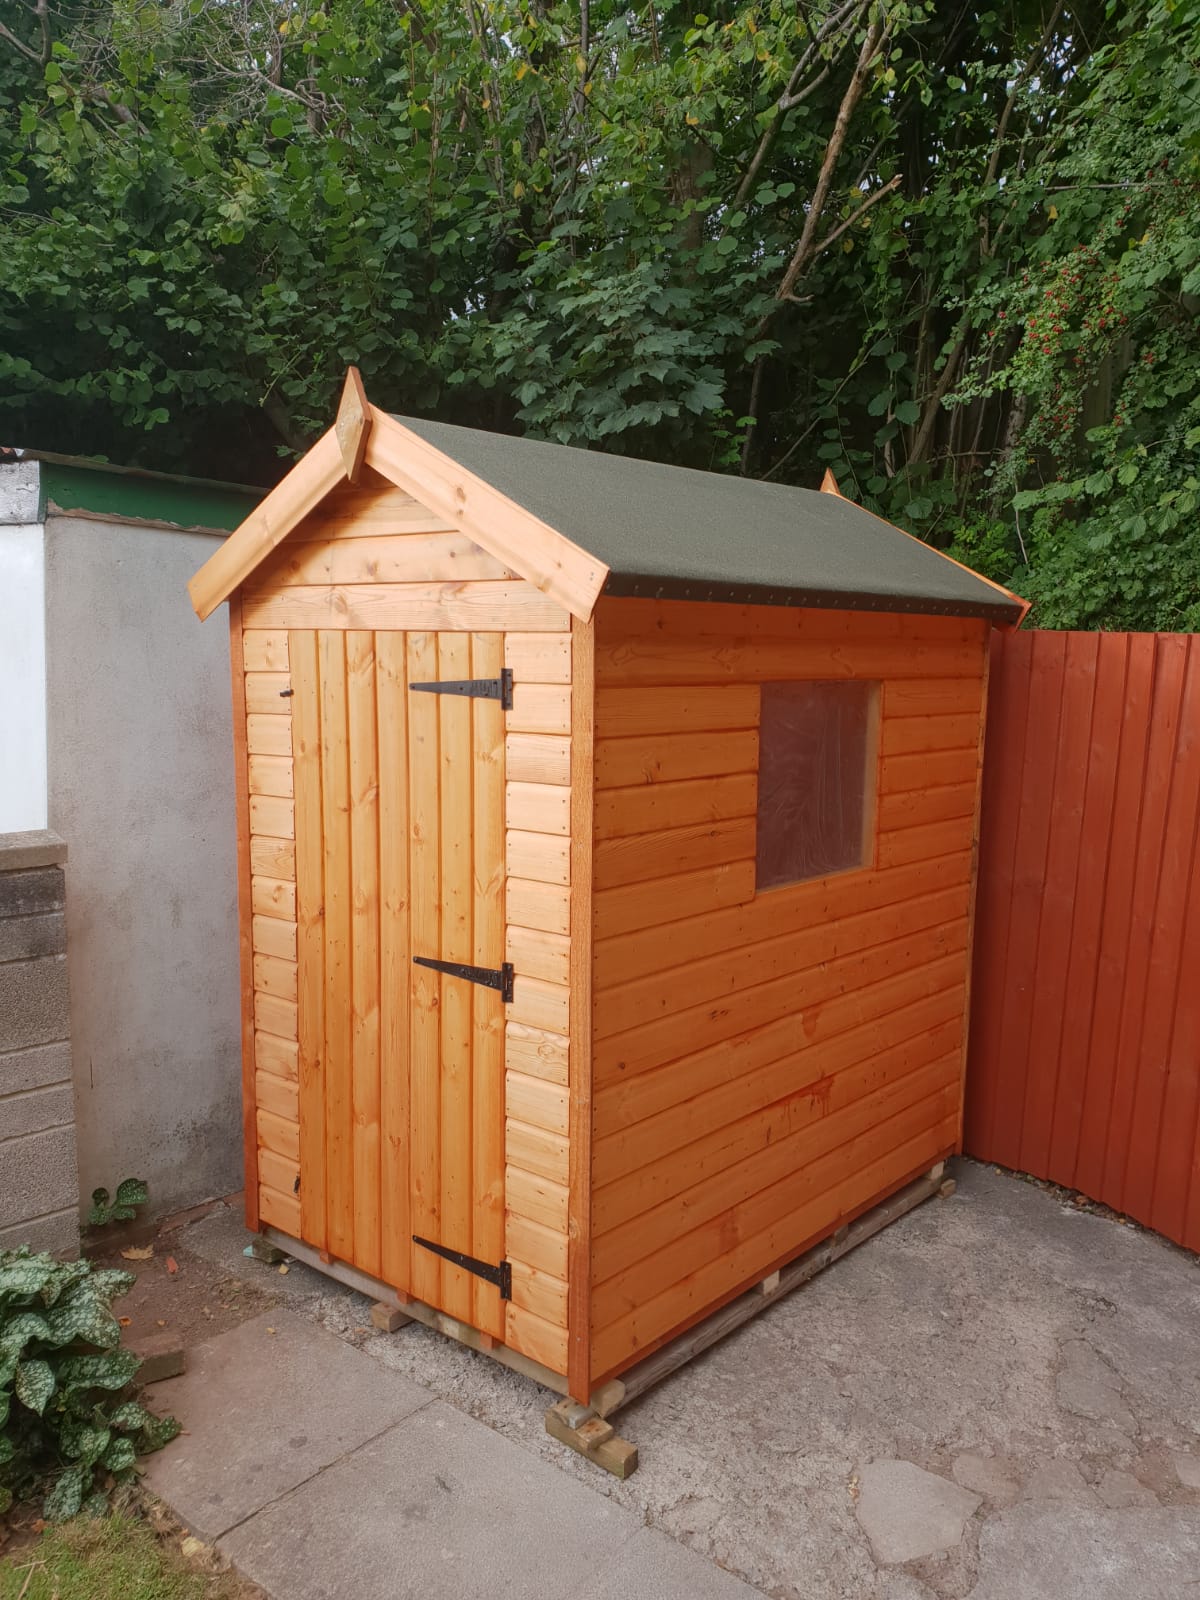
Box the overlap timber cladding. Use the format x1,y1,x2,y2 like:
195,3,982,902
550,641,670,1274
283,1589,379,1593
966,629,1200,1252
588,597,989,1382
236,470,574,1375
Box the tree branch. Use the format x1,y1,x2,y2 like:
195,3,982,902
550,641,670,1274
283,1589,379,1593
768,11,888,313
732,0,866,210
0,16,43,64
808,172,900,258
739,10,890,472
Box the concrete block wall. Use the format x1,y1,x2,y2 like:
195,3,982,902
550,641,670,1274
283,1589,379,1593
0,831,79,1254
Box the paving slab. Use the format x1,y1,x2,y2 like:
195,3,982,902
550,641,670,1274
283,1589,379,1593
967,1503,1200,1599
574,1524,764,1599
855,1460,981,1565
144,1310,431,1540
220,1398,765,1599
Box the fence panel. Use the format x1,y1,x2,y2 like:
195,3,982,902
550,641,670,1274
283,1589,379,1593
965,629,1200,1251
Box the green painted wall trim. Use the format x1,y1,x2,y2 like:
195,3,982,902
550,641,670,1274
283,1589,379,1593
40,462,260,532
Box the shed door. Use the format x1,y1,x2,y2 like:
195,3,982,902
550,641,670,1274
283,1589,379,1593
290,628,507,1338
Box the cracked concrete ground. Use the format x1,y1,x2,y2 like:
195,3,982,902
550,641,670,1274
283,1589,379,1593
175,1160,1200,1598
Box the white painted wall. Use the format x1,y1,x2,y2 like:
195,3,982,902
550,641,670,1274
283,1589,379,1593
0,462,49,833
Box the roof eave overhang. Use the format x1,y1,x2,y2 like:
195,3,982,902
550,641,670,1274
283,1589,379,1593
600,570,1024,626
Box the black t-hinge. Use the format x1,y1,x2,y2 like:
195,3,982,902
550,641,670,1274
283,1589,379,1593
412,956,514,1003
413,1236,512,1299
408,668,513,710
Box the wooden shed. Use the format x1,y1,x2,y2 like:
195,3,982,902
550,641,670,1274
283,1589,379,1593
189,371,1025,1444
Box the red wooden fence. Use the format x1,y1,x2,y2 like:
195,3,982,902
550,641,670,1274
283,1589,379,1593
965,628,1200,1251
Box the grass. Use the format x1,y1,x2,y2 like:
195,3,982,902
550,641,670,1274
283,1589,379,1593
0,1514,254,1600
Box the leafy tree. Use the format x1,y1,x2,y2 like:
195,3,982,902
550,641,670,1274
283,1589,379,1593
0,0,1196,627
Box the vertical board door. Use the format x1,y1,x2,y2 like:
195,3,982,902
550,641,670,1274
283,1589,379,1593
290,628,507,1338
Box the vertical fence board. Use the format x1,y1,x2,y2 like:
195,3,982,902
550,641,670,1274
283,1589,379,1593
1125,637,1200,1227
1103,636,1184,1206
1153,639,1200,1243
967,629,1200,1254
991,631,1066,1169
1048,634,1125,1181
1074,636,1156,1199
963,633,1032,1159
1019,631,1094,1178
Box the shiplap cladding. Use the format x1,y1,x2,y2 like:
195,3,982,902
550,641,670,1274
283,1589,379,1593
587,597,988,1381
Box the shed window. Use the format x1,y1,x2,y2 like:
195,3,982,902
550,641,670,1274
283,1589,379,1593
755,681,878,890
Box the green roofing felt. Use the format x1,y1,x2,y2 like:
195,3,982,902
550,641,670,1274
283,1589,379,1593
38,460,260,533
396,416,1022,622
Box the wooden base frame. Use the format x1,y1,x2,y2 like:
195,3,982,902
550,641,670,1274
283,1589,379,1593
256,1164,952,1480
589,1162,952,1424
260,1225,569,1396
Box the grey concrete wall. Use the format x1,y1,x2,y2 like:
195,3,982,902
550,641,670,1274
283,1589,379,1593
0,832,79,1254
44,516,242,1220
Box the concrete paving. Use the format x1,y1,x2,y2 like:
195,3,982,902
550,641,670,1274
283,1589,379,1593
147,1312,763,1598
220,1398,757,1600
163,1161,1200,1598
144,1312,430,1542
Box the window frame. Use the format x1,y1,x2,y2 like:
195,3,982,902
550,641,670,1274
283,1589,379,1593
752,678,882,896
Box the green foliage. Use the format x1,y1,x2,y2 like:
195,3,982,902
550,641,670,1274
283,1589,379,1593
0,1249,179,1520
87,1180,149,1229
947,0,1200,628
0,0,1196,627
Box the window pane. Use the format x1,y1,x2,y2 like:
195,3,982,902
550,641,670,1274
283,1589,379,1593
755,680,876,890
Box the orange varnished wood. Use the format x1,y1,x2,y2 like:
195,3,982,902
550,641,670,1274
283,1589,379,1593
290,630,327,1252
347,631,382,1279
594,854,971,991
438,631,476,1323
218,436,999,1398
591,1107,957,1379
594,977,963,1144
595,883,970,1042
588,605,987,1381
319,630,354,1261
376,631,411,1294
592,1059,959,1318
594,595,983,645
471,632,507,1339
407,630,442,1307
567,615,595,1401
595,921,968,1087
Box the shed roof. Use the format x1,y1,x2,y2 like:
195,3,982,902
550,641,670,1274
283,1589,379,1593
187,369,1026,625
396,416,1022,623
2,448,262,533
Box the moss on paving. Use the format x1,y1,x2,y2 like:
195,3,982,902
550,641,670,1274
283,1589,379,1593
0,1514,249,1600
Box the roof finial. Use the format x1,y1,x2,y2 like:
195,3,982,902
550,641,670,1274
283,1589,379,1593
335,366,372,484
819,467,842,497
